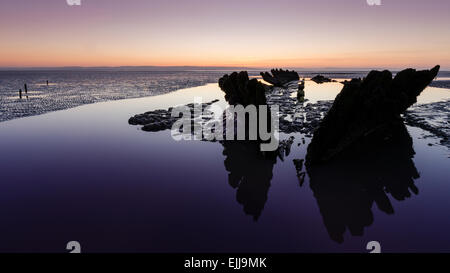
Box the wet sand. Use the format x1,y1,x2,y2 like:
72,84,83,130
0,70,225,122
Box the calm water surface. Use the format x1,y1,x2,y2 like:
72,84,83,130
0,82,449,252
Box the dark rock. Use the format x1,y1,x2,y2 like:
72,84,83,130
311,75,334,84
128,99,219,133
306,65,440,165
129,71,331,139
260,69,300,87
218,71,279,144
341,78,362,85
404,100,450,148
218,71,267,106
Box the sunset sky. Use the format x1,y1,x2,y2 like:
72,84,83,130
1,0,450,69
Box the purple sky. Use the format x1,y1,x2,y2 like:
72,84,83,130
1,0,449,69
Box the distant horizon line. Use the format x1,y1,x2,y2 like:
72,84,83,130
0,65,448,72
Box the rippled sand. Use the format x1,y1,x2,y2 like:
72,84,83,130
0,70,226,122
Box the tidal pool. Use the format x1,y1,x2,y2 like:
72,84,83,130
0,82,449,252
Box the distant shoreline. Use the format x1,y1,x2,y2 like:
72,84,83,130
2,66,449,74
429,80,450,89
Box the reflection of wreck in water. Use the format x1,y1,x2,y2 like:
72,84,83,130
306,121,420,243
304,66,438,243
128,66,440,240
221,141,277,221
218,71,295,221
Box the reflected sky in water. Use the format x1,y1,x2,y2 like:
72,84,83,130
0,82,449,252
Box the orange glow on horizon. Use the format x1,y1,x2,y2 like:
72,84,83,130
1,49,447,70
1,0,450,70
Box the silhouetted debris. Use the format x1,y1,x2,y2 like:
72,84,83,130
130,66,445,161
263,78,332,134
278,100,333,134
218,71,286,145
311,75,334,84
341,78,362,85
218,71,267,106
260,69,299,87
128,99,219,132
130,71,334,138
306,65,440,165
129,81,333,138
